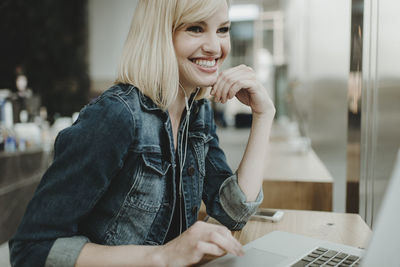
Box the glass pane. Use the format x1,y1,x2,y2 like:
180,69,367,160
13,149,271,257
284,0,351,211
360,0,400,227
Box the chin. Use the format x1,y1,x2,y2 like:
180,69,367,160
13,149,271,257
195,74,218,87
195,81,216,88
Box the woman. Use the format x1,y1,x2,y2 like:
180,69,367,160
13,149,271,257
9,0,275,266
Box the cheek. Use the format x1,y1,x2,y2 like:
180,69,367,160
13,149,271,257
226,41,231,54
220,39,231,62
178,61,199,81
173,35,191,60
176,51,192,71
175,45,188,60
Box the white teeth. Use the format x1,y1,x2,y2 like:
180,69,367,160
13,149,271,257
193,59,216,68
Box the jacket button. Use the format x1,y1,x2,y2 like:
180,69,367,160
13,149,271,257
187,166,195,176
192,206,198,215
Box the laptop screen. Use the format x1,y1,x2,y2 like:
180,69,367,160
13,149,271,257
362,150,400,267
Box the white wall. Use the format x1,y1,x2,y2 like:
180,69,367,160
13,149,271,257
378,0,400,77
88,0,137,91
285,0,351,80
284,0,351,212
306,0,351,79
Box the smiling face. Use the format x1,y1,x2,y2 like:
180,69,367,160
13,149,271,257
173,1,231,91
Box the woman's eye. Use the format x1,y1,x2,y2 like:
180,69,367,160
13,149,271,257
187,26,203,33
218,27,230,34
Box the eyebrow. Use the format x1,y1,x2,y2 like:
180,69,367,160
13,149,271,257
220,20,231,26
195,20,231,27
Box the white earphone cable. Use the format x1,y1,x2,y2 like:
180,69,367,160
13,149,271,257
177,84,200,235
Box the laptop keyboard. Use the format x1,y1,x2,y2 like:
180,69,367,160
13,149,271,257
291,247,361,267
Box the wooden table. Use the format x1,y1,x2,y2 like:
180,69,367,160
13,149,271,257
230,209,371,248
198,209,371,265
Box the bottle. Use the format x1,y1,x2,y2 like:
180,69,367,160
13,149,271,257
5,135,17,152
0,124,5,151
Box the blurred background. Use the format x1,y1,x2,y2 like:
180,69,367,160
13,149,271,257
0,0,399,265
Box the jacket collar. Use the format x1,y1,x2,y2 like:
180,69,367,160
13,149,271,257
138,90,162,111
137,88,201,113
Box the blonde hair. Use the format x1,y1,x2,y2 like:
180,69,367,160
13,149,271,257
115,0,228,110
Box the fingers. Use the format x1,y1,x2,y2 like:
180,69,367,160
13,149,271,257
211,64,256,104
196,241,226,257
212,67,242,103
193,222,244,256
209,229,244,256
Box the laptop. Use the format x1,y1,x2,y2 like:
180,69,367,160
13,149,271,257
203,150,400,267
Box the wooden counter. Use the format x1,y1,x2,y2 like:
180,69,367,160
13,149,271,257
0,148,52,244
216,126,334,212
261,140,333,211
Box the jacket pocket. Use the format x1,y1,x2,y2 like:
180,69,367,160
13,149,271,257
127,151,171,212
104,149,170,245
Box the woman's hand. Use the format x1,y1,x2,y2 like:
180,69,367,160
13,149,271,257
211,64,275,117
75,222,241,267
158,221,244,267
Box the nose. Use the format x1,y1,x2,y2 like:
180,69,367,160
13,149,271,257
202,32,221,55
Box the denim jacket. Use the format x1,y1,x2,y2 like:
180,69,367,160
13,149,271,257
9,84,263,267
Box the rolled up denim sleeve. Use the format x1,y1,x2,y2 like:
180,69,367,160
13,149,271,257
9,92,135,267
45,236,90,267
219,174,263,222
